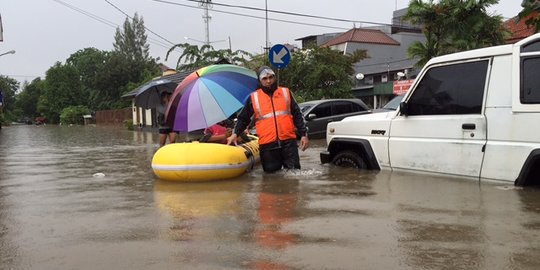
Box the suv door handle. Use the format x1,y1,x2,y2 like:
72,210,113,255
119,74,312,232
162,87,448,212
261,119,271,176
462,123,476,130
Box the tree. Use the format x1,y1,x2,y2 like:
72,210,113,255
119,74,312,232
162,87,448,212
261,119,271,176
110,13,159,108
39,62,83,123
279,47,368,101
0,75,20,124
519,0,540,32
166,43,252,70
66,48,110,109
92,52,133,110
405,0,509,67
14,78,44,120
114,13,150,62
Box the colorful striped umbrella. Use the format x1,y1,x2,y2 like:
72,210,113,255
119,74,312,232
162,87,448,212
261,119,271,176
165,64,259,132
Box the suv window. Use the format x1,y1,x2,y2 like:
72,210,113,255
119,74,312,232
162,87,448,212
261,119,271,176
521,56,540,103
407,60,488,115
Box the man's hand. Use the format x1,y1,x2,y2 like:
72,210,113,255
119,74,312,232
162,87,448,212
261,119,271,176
226,133,238,146
299,135,309,151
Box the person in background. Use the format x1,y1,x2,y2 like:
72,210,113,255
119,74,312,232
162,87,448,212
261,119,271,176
157,92,176,147
201,121,231,144
226,66,309,173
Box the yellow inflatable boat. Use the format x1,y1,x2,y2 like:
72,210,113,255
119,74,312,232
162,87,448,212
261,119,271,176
151,137,259,182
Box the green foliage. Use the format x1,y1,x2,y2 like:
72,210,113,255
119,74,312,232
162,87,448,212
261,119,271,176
40,62,83,123
0,75,20,113
114,13,150,62
279,47,367,101
244,53,268,70
405,0,509,67
59,105,91,125
66,48,110,109
14,78,44,120
6,13,159,123
111,13,160,108
1,110,18,126
125,119,134,130
519,0,540,32
166,43,252,70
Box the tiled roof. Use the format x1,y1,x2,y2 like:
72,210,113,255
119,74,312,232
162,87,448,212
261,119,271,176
504,12,538,44
322,28,400,47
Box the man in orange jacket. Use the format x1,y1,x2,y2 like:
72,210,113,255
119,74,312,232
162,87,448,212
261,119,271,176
227,66,309,173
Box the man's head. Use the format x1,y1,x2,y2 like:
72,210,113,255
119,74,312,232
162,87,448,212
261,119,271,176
161,92,171,103
258,66,276,90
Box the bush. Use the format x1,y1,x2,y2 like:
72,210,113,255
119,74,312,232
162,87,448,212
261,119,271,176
125,119,134,130
60,105,91,125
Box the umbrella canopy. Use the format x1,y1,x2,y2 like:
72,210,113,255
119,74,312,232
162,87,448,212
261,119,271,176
165,64,259,132
134,78,178,109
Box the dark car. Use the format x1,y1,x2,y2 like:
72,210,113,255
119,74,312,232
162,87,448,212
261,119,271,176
299,98,370,139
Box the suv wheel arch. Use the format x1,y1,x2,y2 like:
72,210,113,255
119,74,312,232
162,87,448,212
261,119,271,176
326,138,380,170
515,149,540,186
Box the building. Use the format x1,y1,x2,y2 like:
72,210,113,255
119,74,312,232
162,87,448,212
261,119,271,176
296,8,425,108
504,12,538,44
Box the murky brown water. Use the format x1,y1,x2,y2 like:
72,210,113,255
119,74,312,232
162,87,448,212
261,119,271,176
1,125,540,270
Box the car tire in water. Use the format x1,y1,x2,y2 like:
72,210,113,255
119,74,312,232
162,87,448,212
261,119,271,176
332,151,367,169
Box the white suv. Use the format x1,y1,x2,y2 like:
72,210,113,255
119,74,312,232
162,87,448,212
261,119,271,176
321,33,540,186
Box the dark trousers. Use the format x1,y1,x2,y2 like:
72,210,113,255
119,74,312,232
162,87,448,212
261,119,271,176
259,139,301,173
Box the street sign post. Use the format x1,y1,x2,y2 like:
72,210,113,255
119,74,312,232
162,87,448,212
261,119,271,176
268,44,291,69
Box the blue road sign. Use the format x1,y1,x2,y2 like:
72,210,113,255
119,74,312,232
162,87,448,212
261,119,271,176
268,44,291,69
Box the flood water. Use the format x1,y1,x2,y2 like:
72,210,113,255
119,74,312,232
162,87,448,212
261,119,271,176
1,125,540,270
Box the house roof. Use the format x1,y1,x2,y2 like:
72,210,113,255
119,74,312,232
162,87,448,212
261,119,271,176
504,12,538,44
322,28,400,47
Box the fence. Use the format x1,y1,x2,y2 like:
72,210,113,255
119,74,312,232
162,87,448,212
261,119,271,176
95,108,131,125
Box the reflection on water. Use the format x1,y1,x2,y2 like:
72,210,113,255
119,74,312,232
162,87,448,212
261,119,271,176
1,125,540,269
153,179,247,242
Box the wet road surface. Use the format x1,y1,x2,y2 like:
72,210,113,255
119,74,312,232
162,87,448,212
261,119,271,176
1,125,540,269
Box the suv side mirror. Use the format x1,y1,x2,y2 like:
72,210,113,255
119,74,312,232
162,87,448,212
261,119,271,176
399,102,409,116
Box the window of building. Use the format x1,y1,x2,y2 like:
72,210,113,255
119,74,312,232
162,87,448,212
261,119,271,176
365,76,373,85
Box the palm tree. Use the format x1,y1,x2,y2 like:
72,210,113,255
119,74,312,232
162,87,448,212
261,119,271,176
405,0,509,67
166,43,252,70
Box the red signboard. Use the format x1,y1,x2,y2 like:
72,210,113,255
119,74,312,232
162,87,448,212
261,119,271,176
393,79,414,95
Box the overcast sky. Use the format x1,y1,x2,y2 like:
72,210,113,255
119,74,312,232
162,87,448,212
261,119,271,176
0,0,523,88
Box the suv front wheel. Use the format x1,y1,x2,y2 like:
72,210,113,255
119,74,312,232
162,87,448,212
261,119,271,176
332,151,367,169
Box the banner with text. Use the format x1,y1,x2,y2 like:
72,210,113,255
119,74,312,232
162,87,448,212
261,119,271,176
393,79,414,95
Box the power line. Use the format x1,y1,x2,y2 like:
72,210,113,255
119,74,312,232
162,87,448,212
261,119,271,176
53,0,117,28
52,0,178,52
156,0,394,28
150,0,351,30
104,0,177,46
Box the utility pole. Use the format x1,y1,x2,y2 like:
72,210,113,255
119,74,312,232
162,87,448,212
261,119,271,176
265,0,269,58
200,0,212,45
